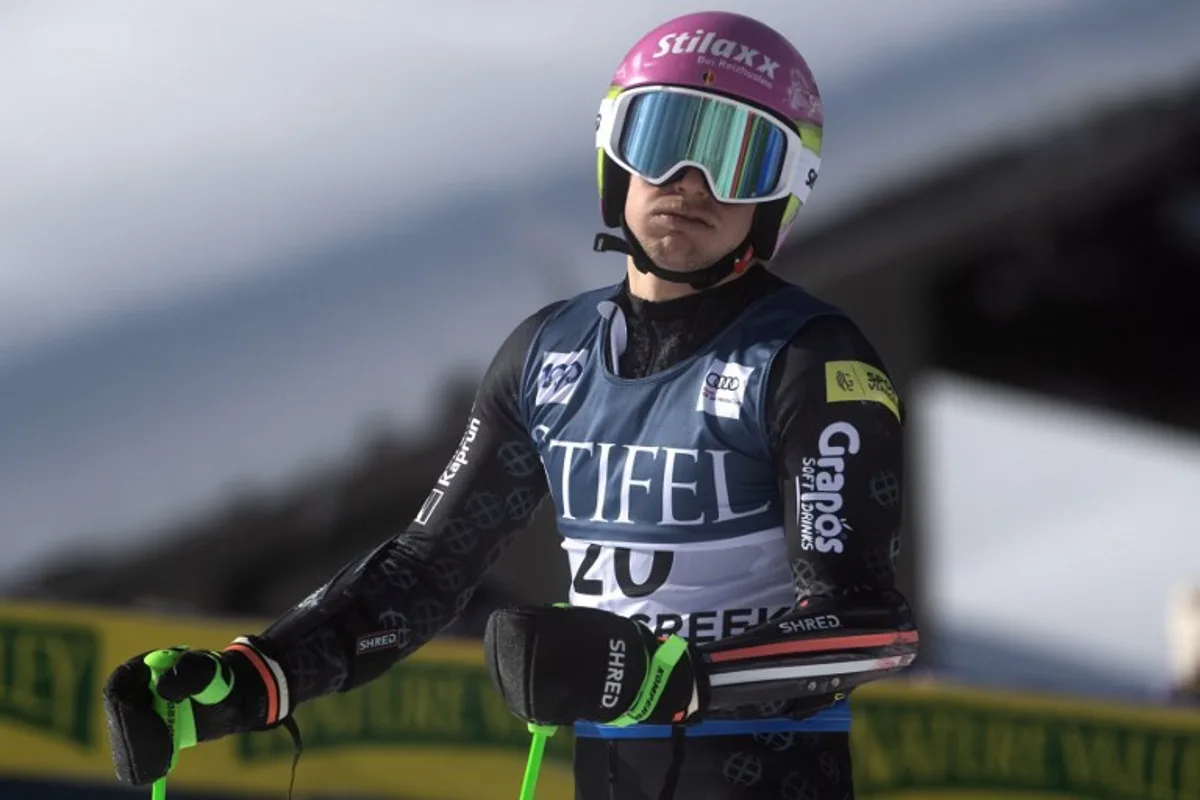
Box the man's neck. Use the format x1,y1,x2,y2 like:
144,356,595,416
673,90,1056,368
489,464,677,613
624,255,747,302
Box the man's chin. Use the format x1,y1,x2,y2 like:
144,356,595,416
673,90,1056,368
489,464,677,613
639,250,698,274
643,237,708,270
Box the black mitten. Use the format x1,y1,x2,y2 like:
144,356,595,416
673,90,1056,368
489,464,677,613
483,604,708,727
103,638,289,786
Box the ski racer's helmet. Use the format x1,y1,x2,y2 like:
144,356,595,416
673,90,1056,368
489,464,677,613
594,11,823,289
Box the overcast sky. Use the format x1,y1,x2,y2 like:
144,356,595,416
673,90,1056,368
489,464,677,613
0,0,1098,365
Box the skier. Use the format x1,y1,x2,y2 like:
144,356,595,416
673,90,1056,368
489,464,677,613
104,10,917,800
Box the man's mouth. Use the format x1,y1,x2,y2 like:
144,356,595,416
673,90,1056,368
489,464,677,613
654,209,713,228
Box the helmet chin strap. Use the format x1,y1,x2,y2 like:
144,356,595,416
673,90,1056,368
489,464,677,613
593,219,755,292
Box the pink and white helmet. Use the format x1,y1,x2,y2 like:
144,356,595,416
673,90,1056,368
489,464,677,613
596,11,824,261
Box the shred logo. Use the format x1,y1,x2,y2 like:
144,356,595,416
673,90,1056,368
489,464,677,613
778,614,842,635
356,630,399,655
652,30,780,84
798,421,859,554
601,638,627,709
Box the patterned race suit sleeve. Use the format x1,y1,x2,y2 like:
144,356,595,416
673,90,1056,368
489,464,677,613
696,315,915,710
253,301,564,705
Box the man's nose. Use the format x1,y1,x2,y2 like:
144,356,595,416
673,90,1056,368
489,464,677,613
663,166,712,197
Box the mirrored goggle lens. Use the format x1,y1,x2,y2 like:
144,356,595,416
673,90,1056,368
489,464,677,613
618,91,789,201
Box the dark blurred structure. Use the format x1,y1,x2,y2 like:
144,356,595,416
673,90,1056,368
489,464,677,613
13,76,1200,671
10,372,571,630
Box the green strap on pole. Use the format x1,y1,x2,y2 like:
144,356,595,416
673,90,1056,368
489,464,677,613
142,647,235,800
607,635,688,728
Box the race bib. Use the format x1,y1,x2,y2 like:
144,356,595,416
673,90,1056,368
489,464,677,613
562,528,795,644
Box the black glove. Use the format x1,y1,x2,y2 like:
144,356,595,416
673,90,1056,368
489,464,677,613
103,636,290,786
483,604,709,728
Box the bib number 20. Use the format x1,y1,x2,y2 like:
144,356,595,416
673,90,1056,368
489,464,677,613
571,544,674,598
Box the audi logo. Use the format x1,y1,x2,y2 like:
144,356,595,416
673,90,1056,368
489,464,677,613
705,372,740,391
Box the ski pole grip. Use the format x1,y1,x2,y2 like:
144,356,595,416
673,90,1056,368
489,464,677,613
142,648,200,757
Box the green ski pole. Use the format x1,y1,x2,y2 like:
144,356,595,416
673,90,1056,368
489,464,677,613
519,723,558,800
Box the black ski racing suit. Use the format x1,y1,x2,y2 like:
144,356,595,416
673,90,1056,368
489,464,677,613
259,264,910,800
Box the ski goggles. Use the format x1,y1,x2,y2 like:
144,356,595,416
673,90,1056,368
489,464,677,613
596,85,821,205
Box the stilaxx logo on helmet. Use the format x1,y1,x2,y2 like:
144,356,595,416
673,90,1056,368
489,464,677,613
652,30,780,80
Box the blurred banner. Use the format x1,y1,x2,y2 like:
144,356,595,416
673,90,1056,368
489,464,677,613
2,599,1198,799
852,683,1200,799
